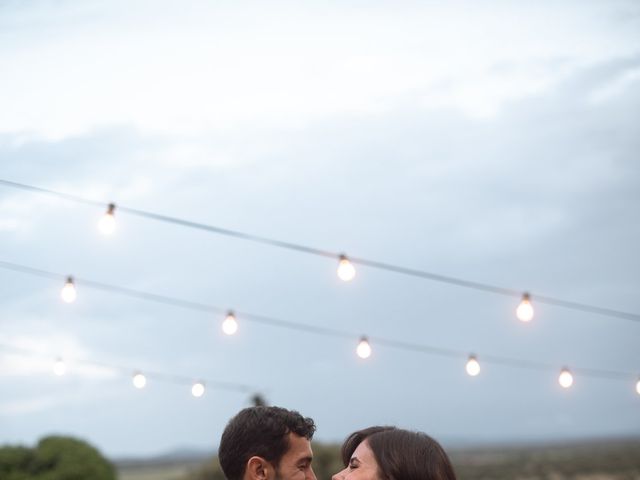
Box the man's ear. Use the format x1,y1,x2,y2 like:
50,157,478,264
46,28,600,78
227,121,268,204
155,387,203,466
245,456,272,480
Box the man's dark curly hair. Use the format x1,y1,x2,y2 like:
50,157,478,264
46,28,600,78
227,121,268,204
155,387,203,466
218,406,316,480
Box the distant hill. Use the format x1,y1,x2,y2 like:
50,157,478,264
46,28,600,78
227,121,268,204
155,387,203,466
115,446,214,468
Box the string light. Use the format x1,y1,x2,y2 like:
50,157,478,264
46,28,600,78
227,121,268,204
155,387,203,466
558,367,573,388
466,354,481,376
516,293,534,322
1,343,256,395
2,179,640,324
356,336,372,359
53,357,66,376
1,260,636,387
60,276,77,303
98,203,116,235
132,372,147,389
222,311,238,335
2,341,637,401
191,381,205,397
337,254,356,282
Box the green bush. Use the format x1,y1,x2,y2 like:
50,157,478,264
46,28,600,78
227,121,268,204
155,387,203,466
0,435,115,480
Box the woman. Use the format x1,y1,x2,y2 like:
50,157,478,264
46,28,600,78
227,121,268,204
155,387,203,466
332,426,457,480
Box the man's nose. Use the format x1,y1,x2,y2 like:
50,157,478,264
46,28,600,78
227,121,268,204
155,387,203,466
308,466,318,480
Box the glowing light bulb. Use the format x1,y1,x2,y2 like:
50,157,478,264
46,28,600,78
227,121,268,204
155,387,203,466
516,293,534,322
466,355,481,376
191,381,205,398
53,358,66,376
132,372,146,389
98,203,116,235
356,336,371,359
558,368,573,388
222,311,238,335
635,379,640,396
60,277,77,303
337,254,356,282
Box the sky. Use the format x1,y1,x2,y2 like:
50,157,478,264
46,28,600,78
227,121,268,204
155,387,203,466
1,0,639,459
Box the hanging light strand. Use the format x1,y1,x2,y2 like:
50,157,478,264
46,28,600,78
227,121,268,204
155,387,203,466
60,276,77,303
0,260,634,385
466,355,481,376
558,367,574,388
0,179,638,323
132,372,147,389
98,203,117,235
222,311,239,335
52,357,66,376
516,292,534,322
0,343,256,393
356,336,372,359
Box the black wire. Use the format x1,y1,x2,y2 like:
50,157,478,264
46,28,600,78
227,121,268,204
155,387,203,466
1,178,638,323
0,259,636,381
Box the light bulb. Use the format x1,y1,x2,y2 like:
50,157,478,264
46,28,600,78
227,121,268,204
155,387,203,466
60,277,77,303
356,336,371,359
53,358,66,376
558,368,573,388
98,203,116,235
516,293,534,322
337,254,356,282
466,355,481,376
635,379,640,396
132,372,147,389
222,311,238,335
191,381,205,398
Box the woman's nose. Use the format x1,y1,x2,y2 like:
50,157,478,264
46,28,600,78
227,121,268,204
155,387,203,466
332,467,347,480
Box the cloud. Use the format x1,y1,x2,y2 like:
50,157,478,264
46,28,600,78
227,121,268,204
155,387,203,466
588,66,640,104
1,1,638,139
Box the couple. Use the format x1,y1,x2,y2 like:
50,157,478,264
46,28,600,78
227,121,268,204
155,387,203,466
218,405,456,480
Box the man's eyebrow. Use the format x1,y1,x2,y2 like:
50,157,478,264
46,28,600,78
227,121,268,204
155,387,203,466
297,455,313,464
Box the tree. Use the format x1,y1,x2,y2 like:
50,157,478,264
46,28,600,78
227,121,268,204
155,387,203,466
0,435,115,480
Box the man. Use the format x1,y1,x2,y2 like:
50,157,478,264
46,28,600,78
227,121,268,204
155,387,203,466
218,406,317,480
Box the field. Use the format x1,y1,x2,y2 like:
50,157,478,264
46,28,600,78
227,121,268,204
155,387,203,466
448,439,640,480
118,459,205,480
116,439,640,480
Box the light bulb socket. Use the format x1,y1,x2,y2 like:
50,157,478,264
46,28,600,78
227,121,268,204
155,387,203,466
66,276,74,284
522,292,530,301
107,203,116,214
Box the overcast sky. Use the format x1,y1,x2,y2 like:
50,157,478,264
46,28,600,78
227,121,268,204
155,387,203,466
1,0,639,458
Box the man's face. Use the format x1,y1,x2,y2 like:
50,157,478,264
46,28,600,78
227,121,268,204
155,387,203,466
273,433,316,480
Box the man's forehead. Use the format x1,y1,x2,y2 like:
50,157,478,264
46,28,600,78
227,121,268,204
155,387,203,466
286,432,313,457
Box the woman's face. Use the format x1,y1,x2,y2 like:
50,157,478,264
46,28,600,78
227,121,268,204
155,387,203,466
332,440,381,480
